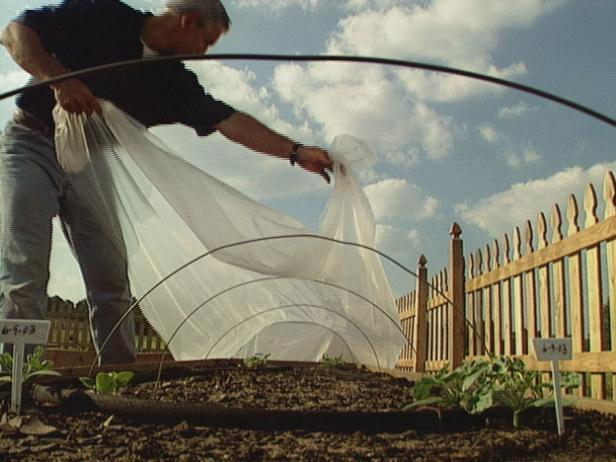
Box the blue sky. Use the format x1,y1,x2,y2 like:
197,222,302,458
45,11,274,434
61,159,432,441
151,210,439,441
1,0,615,301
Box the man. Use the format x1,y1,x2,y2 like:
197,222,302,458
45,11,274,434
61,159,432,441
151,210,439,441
0,0,332,364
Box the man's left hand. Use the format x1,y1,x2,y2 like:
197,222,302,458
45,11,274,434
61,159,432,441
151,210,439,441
296,146,334,183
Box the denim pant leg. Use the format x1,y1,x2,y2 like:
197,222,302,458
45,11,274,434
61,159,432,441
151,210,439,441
0,123,62,356
60,180,136,365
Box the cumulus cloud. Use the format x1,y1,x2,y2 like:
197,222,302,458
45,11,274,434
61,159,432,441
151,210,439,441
273,63,456,159
478,123,501,143
455,161,616,237
375,223,422,259
232,0,320,12
268,0,564,164
498,101,539,119
364,178,439,223
323,1,561,102
505,145,541,168
187,61,316,143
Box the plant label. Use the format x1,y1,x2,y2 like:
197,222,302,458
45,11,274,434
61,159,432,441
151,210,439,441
0,320,51,344
533,337,572,361
0,319,51,415
533,337,571,436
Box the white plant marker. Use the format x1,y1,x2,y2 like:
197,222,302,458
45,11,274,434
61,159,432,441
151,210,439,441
0,320,51,415
533,337,572,436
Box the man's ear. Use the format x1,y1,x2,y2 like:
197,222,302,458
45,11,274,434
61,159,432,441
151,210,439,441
179,12,200,30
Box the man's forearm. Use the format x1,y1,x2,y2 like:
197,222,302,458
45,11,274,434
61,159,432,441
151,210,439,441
216,112,295,159
1,21,68,82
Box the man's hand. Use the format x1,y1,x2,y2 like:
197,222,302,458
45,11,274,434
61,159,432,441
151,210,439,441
52,79,101,115
296,146,334,183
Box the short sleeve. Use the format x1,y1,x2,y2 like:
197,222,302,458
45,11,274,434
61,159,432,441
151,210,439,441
170,68,237,137
13,1,86,53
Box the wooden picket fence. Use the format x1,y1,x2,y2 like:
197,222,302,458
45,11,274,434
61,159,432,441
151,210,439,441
46,301,167,353
396,169,616,404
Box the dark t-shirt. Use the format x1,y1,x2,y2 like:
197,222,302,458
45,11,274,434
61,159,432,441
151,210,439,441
14,0,236,136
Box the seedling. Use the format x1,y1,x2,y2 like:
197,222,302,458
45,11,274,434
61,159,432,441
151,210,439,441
80,371,134,395
488,356,579,428
404,356,580,429
0,346,61,386
319,354,346,369
243,353,270,369
405,360,493,415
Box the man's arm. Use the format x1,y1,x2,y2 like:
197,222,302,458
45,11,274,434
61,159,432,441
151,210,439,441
217,112,333,183
0,21,100,115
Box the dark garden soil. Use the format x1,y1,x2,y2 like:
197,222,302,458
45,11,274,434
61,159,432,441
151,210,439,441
1,364,615,461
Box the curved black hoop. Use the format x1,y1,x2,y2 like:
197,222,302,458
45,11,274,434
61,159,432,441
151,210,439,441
1,54,614,128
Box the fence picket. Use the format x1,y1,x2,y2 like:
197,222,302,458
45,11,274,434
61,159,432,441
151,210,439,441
584,184,605,399
603,171,616,401
513,227,525,355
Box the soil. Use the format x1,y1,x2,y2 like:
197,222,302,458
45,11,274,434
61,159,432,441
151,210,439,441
1,364,615,461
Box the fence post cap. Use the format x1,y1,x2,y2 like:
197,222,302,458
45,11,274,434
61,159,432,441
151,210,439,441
449,222,462,238
417,254,427,267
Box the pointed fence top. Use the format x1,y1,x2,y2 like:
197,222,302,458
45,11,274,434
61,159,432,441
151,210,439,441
449,222,462,238
418,254,427,267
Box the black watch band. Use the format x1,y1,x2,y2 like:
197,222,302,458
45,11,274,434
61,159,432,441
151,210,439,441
289,142,303,166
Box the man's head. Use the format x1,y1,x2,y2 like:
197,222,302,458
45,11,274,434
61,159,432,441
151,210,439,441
165,0,231,31
163,0,230,54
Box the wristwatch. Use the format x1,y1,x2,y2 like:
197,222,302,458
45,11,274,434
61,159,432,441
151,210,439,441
289,142,303,166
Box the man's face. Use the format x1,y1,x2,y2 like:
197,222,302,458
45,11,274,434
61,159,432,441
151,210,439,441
172,15,225,55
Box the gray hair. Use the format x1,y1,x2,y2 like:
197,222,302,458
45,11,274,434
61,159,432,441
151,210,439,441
165,0,231,30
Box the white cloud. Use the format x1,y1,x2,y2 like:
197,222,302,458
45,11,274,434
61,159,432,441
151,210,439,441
455,161,616,237
231,0,406,12
187,61,316,143
375,223,421,259
498,101,539,119
269,0,564,162
505,145,541,168
232,0,320,12
478,123,500,144
323,1,561,101
273,63,456,159
0,70,29,93
364,178,439,223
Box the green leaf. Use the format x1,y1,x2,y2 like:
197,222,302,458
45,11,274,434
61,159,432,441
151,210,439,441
114,371,134,387
96,373,115,395
0,352,13,371
79,377,95,389
25,369,61,380
462,366,487,392
471,389,494,414
404,396,444,410
531,397,555,408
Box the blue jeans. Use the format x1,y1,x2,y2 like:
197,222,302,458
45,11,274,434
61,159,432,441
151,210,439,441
0,120,136,364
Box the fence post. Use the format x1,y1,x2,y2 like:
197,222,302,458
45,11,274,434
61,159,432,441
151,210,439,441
448,223,465,370
413,255,428,373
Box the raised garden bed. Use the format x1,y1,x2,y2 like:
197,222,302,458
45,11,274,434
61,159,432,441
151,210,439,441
1,359,615,461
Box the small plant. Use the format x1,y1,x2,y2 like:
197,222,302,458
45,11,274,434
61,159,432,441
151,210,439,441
488,356,579,428
243,353,270,369
0,346,61,386
405,360,493,415
80,371,134,395
405,356,581,429
319,354,346,369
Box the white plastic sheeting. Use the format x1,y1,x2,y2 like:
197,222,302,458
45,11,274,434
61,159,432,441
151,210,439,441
53,100,406,369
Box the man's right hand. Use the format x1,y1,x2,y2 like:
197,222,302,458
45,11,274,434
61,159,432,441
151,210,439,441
52,78,101,115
